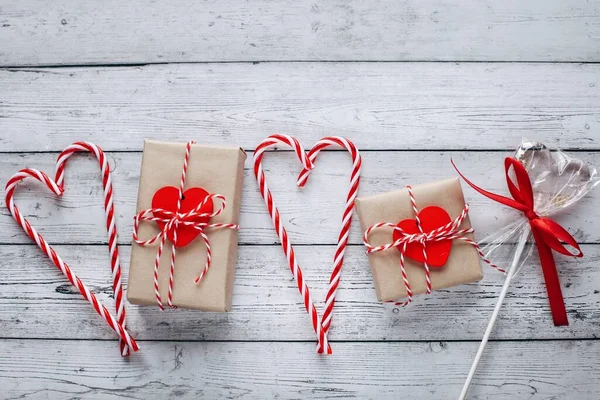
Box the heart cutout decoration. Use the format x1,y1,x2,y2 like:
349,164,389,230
394,206,453,267
4,142,139,356
151,186,214,247
254,135,361,355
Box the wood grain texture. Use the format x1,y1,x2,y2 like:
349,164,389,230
2,4,600,397
1,339,599,399
2,244,599,341
0,63,599,151
2,151,599,245
1,0,600,66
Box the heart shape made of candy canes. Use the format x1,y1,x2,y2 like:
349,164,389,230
394,206,453,267
5,142,139,356
253,135,361,354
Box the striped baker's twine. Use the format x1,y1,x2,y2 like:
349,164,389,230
253,135,361,354
363,185,502,306
5,142,138,356
132,141,239,310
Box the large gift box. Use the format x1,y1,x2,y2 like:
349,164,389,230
127,139,246,311
355,178,483,302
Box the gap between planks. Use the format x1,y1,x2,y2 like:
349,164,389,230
3,60,600,69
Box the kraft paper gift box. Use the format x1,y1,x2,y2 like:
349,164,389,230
355,178,483,302
127,139,246,311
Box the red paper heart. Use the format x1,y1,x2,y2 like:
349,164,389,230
393,206,453,268
151,186,213,248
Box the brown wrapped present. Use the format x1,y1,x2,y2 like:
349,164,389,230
127,139,246,311
355,178,483,302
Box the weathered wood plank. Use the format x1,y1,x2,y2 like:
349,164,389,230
1,63,599,151
0,339,598,399
1,244,598,341
1,1,599,66
1,151,599,245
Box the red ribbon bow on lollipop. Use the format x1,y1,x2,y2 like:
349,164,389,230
453,157,582,326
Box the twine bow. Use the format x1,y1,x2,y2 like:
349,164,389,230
132,141,239,310
363,185,498,306
453,157,582,326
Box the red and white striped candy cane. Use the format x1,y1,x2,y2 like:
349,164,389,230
297,137,361,334
5,142,138,356
254,135,362,354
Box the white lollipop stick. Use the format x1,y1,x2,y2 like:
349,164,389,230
459,225,531,400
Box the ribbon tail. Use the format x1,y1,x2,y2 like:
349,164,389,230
451,160,529,212
531,226,569,326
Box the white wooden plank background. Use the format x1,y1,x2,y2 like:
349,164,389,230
1,244,599,341
1,1,600,399
2,340,600,399
1,1,600,65
1,63,599,151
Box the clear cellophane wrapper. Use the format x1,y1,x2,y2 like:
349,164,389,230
478,139,600,276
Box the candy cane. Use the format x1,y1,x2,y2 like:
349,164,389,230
253,135,361,354
5,142,138,355
297,137,362,333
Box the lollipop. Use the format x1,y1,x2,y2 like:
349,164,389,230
452,139,599,399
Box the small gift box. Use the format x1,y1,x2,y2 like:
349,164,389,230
355,178,483,303
127,139,246,311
